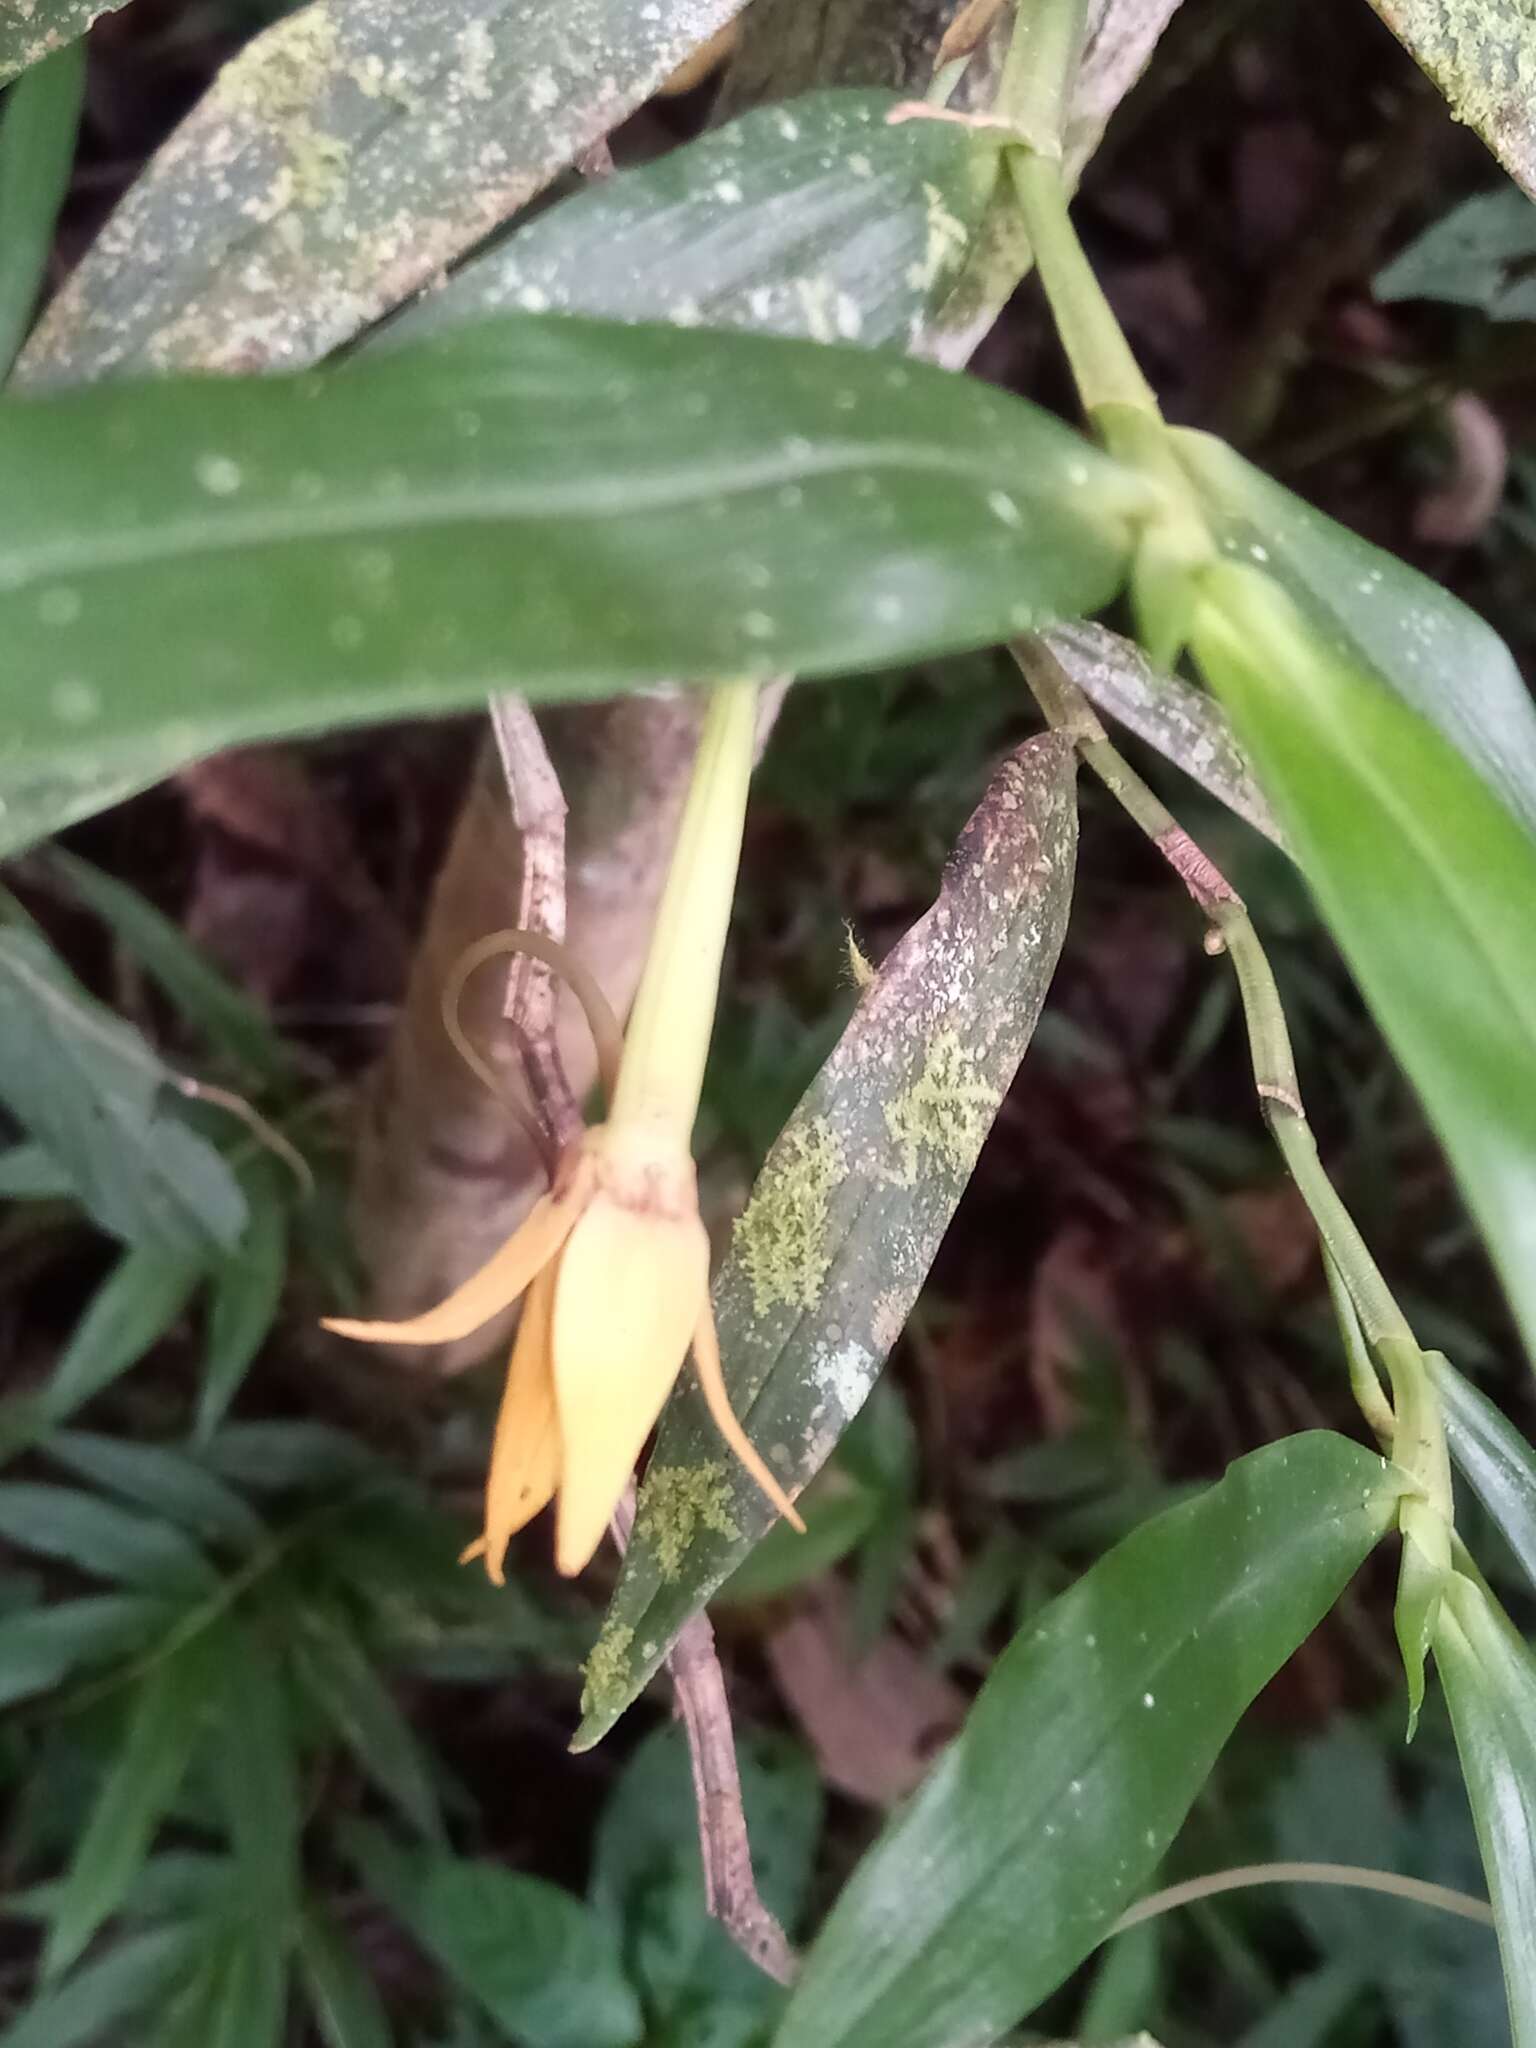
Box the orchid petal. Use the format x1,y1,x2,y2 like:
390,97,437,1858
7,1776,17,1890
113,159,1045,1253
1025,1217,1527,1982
463,1263,561,1584
691,1299,805,1532
550,1194,709,1576
322,1185,583,1348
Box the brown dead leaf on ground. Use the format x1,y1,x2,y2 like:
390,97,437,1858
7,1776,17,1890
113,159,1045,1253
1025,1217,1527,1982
765,1581,964,1807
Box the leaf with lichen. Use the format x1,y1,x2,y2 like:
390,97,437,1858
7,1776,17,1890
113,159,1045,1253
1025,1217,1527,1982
574,733,1079,1749
399,89,1000,354
0,0,127,89
16,0,755,388
1367,0,1536,197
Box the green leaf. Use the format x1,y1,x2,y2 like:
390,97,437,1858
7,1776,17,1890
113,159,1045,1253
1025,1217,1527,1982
41,849,300,1088
0,745,191,865
1365,2,1536,197
201,1421,378,1494
1432,1352,1536,1590
772,1432,1406,2048
0,43,84,373
0,1922,198,2048
154,1927,290,2048
0,927,247,1255
346,1824,642,2048
590,1725,820,2031
0,1592,174,1709
197,1162,290,1444
1190,563,1536,1368
1376,183,1536,319
0,1482,217,1594
1173,428,1536,837
1435,1572,1536,2047
287,1604,443,1840
1041,620,1285,848
0,1140,74,1197
44,1634,213,1978
577,733,1079,1745
33,1241,206,1432
210,1622,301,1917
0,316,1139,832
1077,1924,1161,2044
44,1432,265,1551
16,0,753,386
298,1903,393,2048
1234,1963,1367,2048
403,89,995,352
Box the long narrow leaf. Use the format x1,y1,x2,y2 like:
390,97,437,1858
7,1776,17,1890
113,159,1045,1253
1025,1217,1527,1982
403,89,995,353
17,0,754,383
0,315,1141,818
1366,3,1536,197
1174,429,1536,837
0,5,118,90
44,1636,213,1978
288,1604,443,1841
298,1904,393,2048
774,1432,1405,2048
42,849,300,1088
578,734,1078,1744
0,1481,216,1593
0,1593,174,1709
0,1923,198,2048
345,1824,641,2048
0,927,246,1255
1192,566,1536,1369
0,43,84,372
1432,1353,1536,1593
1435,1572,1536,2048
44,1432,265,1551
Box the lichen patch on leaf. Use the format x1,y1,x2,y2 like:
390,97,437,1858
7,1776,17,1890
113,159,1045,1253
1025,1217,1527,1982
882,1027,996,1186
636,1461,740,1578
580,1622,635,1720
733,1116,847,1316
1370,0,1536,194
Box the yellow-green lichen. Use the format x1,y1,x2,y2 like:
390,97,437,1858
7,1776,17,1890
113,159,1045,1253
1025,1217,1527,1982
1379,2,1536,172
883,1028,996,1187
906,178,972,293
580,1623,635,1719
734,1117,846,1316
220,5,340,126
636,1461,739,1579
218,5,353,217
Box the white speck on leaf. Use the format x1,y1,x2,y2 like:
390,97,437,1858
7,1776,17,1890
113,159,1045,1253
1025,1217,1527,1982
196,453,243,496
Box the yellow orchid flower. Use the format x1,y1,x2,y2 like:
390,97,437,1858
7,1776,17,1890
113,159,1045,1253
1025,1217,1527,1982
324,683,804,1580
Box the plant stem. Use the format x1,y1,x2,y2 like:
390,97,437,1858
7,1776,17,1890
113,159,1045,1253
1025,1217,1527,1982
1012,638,1417,1407
610,682,757,1134
1007,149,1157,422
997,0,1090,153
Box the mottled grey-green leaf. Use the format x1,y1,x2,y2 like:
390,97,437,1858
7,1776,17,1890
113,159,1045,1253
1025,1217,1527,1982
576,731,1079,1748
1367,2,1536,198
398,89,995,355
0,0,125,90
1042,619,1285,847
15,0,751,387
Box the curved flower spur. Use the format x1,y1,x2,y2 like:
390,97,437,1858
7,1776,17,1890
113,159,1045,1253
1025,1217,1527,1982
324,683,804,1580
